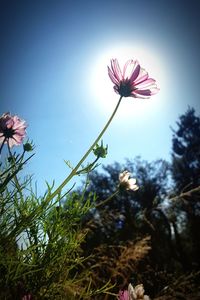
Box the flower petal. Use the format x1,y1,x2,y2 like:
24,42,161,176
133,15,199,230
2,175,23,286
111,59,123,82
129,62,140,82
134,68,149,85
108,66,120,85
122,60,135,78
150,87,160,95
134,89,152,96
119,171,130,182
128,178,137,185
134,78,156,89
135,284,145,297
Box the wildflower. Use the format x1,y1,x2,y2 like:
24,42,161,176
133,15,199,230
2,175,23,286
119,171,139,191
118,289,129,300
108,59,159,98
0,112,27,148
128,283,150,300
118,284,150,300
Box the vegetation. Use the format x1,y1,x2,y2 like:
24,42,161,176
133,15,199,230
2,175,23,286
75,107,200,299
0,107,200,299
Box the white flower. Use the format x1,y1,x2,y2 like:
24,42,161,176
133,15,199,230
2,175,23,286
128,283,150,300
119,171,139,191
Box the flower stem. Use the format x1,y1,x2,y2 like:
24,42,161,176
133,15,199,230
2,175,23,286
7,144,24,201
0,137,6,155
47,95,123,202
95,189,119,208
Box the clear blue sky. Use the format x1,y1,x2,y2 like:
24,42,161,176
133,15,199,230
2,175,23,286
1,0,200,193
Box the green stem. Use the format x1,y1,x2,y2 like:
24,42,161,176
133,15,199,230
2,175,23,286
76,156,99,175
0,137,6,155
7,144,24,201
95,189,119,208
47,96,123,202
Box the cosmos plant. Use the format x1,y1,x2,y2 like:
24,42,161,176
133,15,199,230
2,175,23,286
45,58,159,201
0,57,159,299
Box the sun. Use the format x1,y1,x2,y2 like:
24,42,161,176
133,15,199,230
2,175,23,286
88,45,165,119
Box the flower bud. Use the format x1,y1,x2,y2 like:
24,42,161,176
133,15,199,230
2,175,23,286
93,141,108,158
23,142,33,152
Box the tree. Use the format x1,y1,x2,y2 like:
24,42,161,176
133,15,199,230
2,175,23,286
171,107,200,191
82,157,170,245
77,157,177,297
170,107,200,269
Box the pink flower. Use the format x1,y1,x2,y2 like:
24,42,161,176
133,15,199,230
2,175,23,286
108,59,159,98
118,284,150,300
118,290,129,300
0,112,27,148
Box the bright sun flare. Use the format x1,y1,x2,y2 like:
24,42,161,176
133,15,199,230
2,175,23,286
89,45,165,118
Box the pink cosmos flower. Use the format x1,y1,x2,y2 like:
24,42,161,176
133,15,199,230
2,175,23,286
118,290,129,300
108,59,159,98
118,284,150,300
0,112,27,148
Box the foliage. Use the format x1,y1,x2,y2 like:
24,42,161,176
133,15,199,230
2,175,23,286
154,271,200,300
80,157,170,245
171,106,200,191
170,107,200,269
83,236,151,294
73,108,200,298
1,104,200,300
75,158,175,298
0,145,111,299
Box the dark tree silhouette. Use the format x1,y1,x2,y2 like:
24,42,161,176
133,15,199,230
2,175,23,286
62,108,200,298
82,157,170,245
170,107,200,269
77,157,180,297
171,107,200,191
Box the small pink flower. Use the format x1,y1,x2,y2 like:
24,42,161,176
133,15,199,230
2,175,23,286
118,290,129,300
108,59,159,98
0,112,27,148
118,284,150,300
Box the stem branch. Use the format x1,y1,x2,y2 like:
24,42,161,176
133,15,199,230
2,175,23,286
47,96,123,202
95,189,119,208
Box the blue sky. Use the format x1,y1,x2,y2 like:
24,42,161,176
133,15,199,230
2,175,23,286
1,0,200,193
